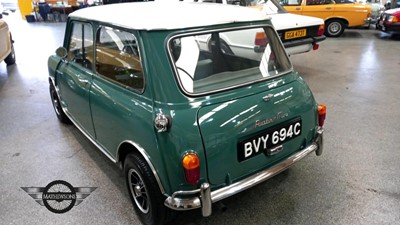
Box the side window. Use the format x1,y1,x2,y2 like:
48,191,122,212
95,26,144,91
281,0,301,6
306,0,331,5
67,22,93,69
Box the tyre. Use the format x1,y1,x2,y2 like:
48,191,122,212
4,42,16,65
49,84,71,124
124,153,174,225
325,19,345,37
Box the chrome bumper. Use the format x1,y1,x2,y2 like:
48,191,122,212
164,127,324,217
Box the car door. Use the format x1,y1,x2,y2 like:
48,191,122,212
283,0,334,20
281,0,304,15
57,21,96,137
89,25,151,159
301,0,335,19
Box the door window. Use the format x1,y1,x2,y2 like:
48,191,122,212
95,26,144,92
306,0,331,5
280,0,301,6
67,22,94,69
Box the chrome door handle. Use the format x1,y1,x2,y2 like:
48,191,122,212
325,7,332,9
295,7,301,10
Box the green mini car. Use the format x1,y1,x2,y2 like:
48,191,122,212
48,2,326,225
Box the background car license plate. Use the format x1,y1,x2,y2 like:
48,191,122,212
285,29,307,40
237,119,302,162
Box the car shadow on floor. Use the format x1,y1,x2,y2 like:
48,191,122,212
338,30,364,38
375,32,400,41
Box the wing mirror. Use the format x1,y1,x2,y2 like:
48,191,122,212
56,47,67,58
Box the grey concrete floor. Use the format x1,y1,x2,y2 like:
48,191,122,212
1,12,400,225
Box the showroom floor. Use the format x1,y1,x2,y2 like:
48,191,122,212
1,11,400,225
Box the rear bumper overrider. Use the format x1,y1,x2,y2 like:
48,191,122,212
164,127,324,217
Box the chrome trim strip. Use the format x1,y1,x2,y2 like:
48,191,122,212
168,189,202,210
117,141,166,194
364,17,372,23
200,183,212,217
165,139,322,214
315,127,324,156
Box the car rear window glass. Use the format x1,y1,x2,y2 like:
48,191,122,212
168,26,291,95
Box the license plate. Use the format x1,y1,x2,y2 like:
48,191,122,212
237,119,302,162
285,29,307,40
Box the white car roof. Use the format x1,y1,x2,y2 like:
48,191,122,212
69,2,270,30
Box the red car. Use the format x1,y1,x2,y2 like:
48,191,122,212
376,8,400,33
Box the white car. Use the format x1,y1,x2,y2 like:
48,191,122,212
0,19,15,65
184,0,326,56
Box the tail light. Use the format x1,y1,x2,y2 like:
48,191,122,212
318,104,327,127
182,153,200,185
389,15,399,23
254,32,267,46
317,24,325,36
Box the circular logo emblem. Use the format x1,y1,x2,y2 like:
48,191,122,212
42,180,76,214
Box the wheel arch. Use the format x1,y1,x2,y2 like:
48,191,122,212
325,17,349,27
117,141,166,194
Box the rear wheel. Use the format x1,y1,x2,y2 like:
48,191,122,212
124,153,174,225
4,42,15,65
325,19,345,37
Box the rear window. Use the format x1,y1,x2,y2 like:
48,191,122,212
168,26,291,95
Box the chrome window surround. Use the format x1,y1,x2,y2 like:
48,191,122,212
164,127,324,217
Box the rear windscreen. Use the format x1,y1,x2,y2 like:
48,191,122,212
168,26,292,95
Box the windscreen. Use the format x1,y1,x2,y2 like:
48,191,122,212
168,26,291,95
243,0,288,14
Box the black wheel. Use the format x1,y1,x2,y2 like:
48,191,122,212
124,153,173,225
4,42,15,65
49,84,70,124
325,19,345,37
